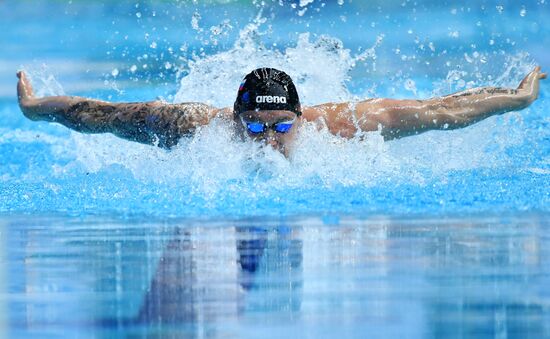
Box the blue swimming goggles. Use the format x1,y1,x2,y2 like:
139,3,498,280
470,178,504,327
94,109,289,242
240,116,296,134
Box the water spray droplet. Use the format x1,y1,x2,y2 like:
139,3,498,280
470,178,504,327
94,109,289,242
191,12,201,31
449,31,460,38
404,79,417,95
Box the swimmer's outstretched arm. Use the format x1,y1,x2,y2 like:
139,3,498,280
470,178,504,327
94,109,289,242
303,66,546,140
17,71,225,148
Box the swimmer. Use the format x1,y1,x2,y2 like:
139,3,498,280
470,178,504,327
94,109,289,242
17,66,546,156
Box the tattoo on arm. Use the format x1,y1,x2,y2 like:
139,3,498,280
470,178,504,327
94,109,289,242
145,103,213,148
445,87,519,98
57,101,213,148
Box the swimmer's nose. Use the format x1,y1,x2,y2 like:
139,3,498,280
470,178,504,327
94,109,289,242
264,131,279,147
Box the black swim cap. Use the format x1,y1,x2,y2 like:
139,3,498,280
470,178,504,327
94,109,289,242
234,68,301,117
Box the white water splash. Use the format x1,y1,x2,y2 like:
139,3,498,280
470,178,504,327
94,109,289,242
23,64,66,97
173,14,359,107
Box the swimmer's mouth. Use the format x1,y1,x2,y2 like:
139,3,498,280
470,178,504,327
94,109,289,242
265,139,282,150
245,133,286,154
254,137,284,152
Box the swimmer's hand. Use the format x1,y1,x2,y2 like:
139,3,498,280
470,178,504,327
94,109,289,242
16,70,40,120
517,66,546,105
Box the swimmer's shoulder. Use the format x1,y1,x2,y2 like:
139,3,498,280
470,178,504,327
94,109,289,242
302,99,381,122
301,102,351,122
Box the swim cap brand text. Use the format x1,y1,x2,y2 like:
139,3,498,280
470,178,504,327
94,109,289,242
256,95,287,104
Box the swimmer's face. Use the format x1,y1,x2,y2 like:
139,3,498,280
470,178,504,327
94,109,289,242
236,110,300,156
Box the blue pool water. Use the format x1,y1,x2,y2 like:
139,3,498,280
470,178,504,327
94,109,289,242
3,215,550,338
0,0,549,337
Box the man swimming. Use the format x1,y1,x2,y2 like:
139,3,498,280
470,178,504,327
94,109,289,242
17,66,546,156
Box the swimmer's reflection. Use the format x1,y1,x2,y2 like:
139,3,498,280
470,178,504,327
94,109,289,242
137,225,303,325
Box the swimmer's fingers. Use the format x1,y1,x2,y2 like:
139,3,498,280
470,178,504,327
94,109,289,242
533,66,546,79
518,72,531,89
16,70,35,101
16,70,30,82
518,67,542,89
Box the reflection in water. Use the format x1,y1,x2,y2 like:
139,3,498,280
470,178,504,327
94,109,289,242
137,225,303,331
3,215,550,337
420,220,548,338
236,226,303,315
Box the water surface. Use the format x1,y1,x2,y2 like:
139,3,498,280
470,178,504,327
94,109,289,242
1,214,549,338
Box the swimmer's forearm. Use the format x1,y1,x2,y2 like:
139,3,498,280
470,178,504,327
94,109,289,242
26,98,178,146
20,96,105,125
425,87,531,128
442,87,529,120
19,95,117,134
374,88,529,139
